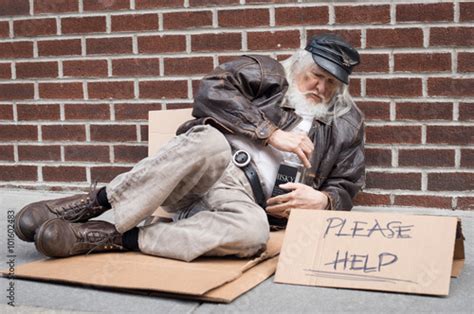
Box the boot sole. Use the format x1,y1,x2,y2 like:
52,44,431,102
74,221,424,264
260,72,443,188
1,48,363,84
34,218,58,257
14,207,34,242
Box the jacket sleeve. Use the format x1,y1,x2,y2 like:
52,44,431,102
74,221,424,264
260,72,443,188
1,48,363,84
191,56,287,144
320,121,366,211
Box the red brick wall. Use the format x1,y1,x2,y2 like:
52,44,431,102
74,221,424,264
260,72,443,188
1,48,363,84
0,0,472,211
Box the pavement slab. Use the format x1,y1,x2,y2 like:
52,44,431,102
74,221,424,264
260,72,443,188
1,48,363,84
1,189,473,313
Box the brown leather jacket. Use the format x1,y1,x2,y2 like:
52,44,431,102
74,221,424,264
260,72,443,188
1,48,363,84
176,55,365,211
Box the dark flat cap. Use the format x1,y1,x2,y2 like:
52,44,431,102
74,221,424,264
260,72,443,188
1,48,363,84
305,34,360,84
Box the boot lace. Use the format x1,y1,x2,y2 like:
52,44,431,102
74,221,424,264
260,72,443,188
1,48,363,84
58,182,102,222
83,230,124,255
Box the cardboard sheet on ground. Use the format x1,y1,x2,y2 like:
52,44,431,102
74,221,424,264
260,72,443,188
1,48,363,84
275,210,464,296
3,231,284,303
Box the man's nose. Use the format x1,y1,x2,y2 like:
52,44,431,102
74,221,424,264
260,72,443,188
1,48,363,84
313,78,325,95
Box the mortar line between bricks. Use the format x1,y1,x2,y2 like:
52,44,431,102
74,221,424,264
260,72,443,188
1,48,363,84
0,183,97,190
353,97,474,102
0,1,465,21
33,81,39,99
105,14,111,34
389,2,396,25
158,12,163,31
0,3,340,22
366,144,474,149
389,194,395,206
2,48,473,62
211,8,218,28
452,48,458,73
37,166,43,182
0,99,193,104
8,19,13,38
86,167,91,183
3,73,474,82
60,146,65,162
2,22,474,40
136,124,141,142
453,101,459,121
2,120,473,127
11,102,17,122
78,0,83,13
4,120,474,126
354,206,474,217
55,16,61,35
85,124,90,142
37,124,42,142
365,121,474,126
451,197,457,210
28,0,33,16
13,143,18,162
455,148,461,168
359,189,474,197
0,142,149,147
0,161,142,167
366,167,474,173
454,0,460,23
421,172,427,191
5,69,474,78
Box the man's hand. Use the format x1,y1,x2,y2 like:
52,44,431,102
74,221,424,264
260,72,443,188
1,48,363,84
266,182,329,218
268,129,313,168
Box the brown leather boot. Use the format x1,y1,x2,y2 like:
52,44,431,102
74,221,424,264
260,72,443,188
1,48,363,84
15,188,109,243
34,218,124,258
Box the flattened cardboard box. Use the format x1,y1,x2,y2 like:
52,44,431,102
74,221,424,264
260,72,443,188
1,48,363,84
3,231,284,303
275,210,464,296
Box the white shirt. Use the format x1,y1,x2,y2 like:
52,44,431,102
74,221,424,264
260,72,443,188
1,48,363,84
225,111,314,200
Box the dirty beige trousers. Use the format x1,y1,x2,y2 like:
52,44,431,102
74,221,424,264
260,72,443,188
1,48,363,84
106,125,270,262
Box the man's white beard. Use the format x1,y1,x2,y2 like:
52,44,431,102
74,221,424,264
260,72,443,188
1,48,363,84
286,84,330,118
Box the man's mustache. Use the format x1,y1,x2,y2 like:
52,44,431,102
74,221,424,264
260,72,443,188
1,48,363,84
301,91,325,103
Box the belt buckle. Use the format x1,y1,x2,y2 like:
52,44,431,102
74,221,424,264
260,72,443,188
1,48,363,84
232,150,251,168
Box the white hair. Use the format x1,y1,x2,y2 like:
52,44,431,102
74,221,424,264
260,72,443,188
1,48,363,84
280,49,355,121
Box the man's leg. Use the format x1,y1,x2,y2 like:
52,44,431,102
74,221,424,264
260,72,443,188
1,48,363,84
138,161,270,262
106,124,232,233
32,125,234,257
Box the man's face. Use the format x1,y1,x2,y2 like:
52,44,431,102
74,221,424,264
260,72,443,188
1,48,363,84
294,63,341,105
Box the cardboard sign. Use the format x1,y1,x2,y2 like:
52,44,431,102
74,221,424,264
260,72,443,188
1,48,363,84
148,108,192,156
275,210,463,296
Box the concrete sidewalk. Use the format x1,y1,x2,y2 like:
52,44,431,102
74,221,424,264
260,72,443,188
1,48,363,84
1,189,473,313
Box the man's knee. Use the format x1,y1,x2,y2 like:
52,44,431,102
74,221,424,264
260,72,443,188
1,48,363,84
232,215,270,258
185,125,231,160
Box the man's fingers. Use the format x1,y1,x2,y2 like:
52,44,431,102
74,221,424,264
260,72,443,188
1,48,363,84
279,182,300,190
267,192,293,205
295,148,311,168
266,202,291,215
303,135,313,148
301,144,313,160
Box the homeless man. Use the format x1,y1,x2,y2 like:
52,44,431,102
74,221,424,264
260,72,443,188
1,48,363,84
14,34,365,262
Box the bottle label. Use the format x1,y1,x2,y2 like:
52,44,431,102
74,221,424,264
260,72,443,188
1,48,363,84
271,163,302,197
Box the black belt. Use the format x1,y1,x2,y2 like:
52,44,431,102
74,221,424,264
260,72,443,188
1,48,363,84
232,150,288,228
232,150,266,209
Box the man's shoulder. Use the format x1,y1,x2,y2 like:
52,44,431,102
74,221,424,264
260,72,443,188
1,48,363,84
333,104,364,145
245,54,285,73
220,55,284,74
338,103,364,130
